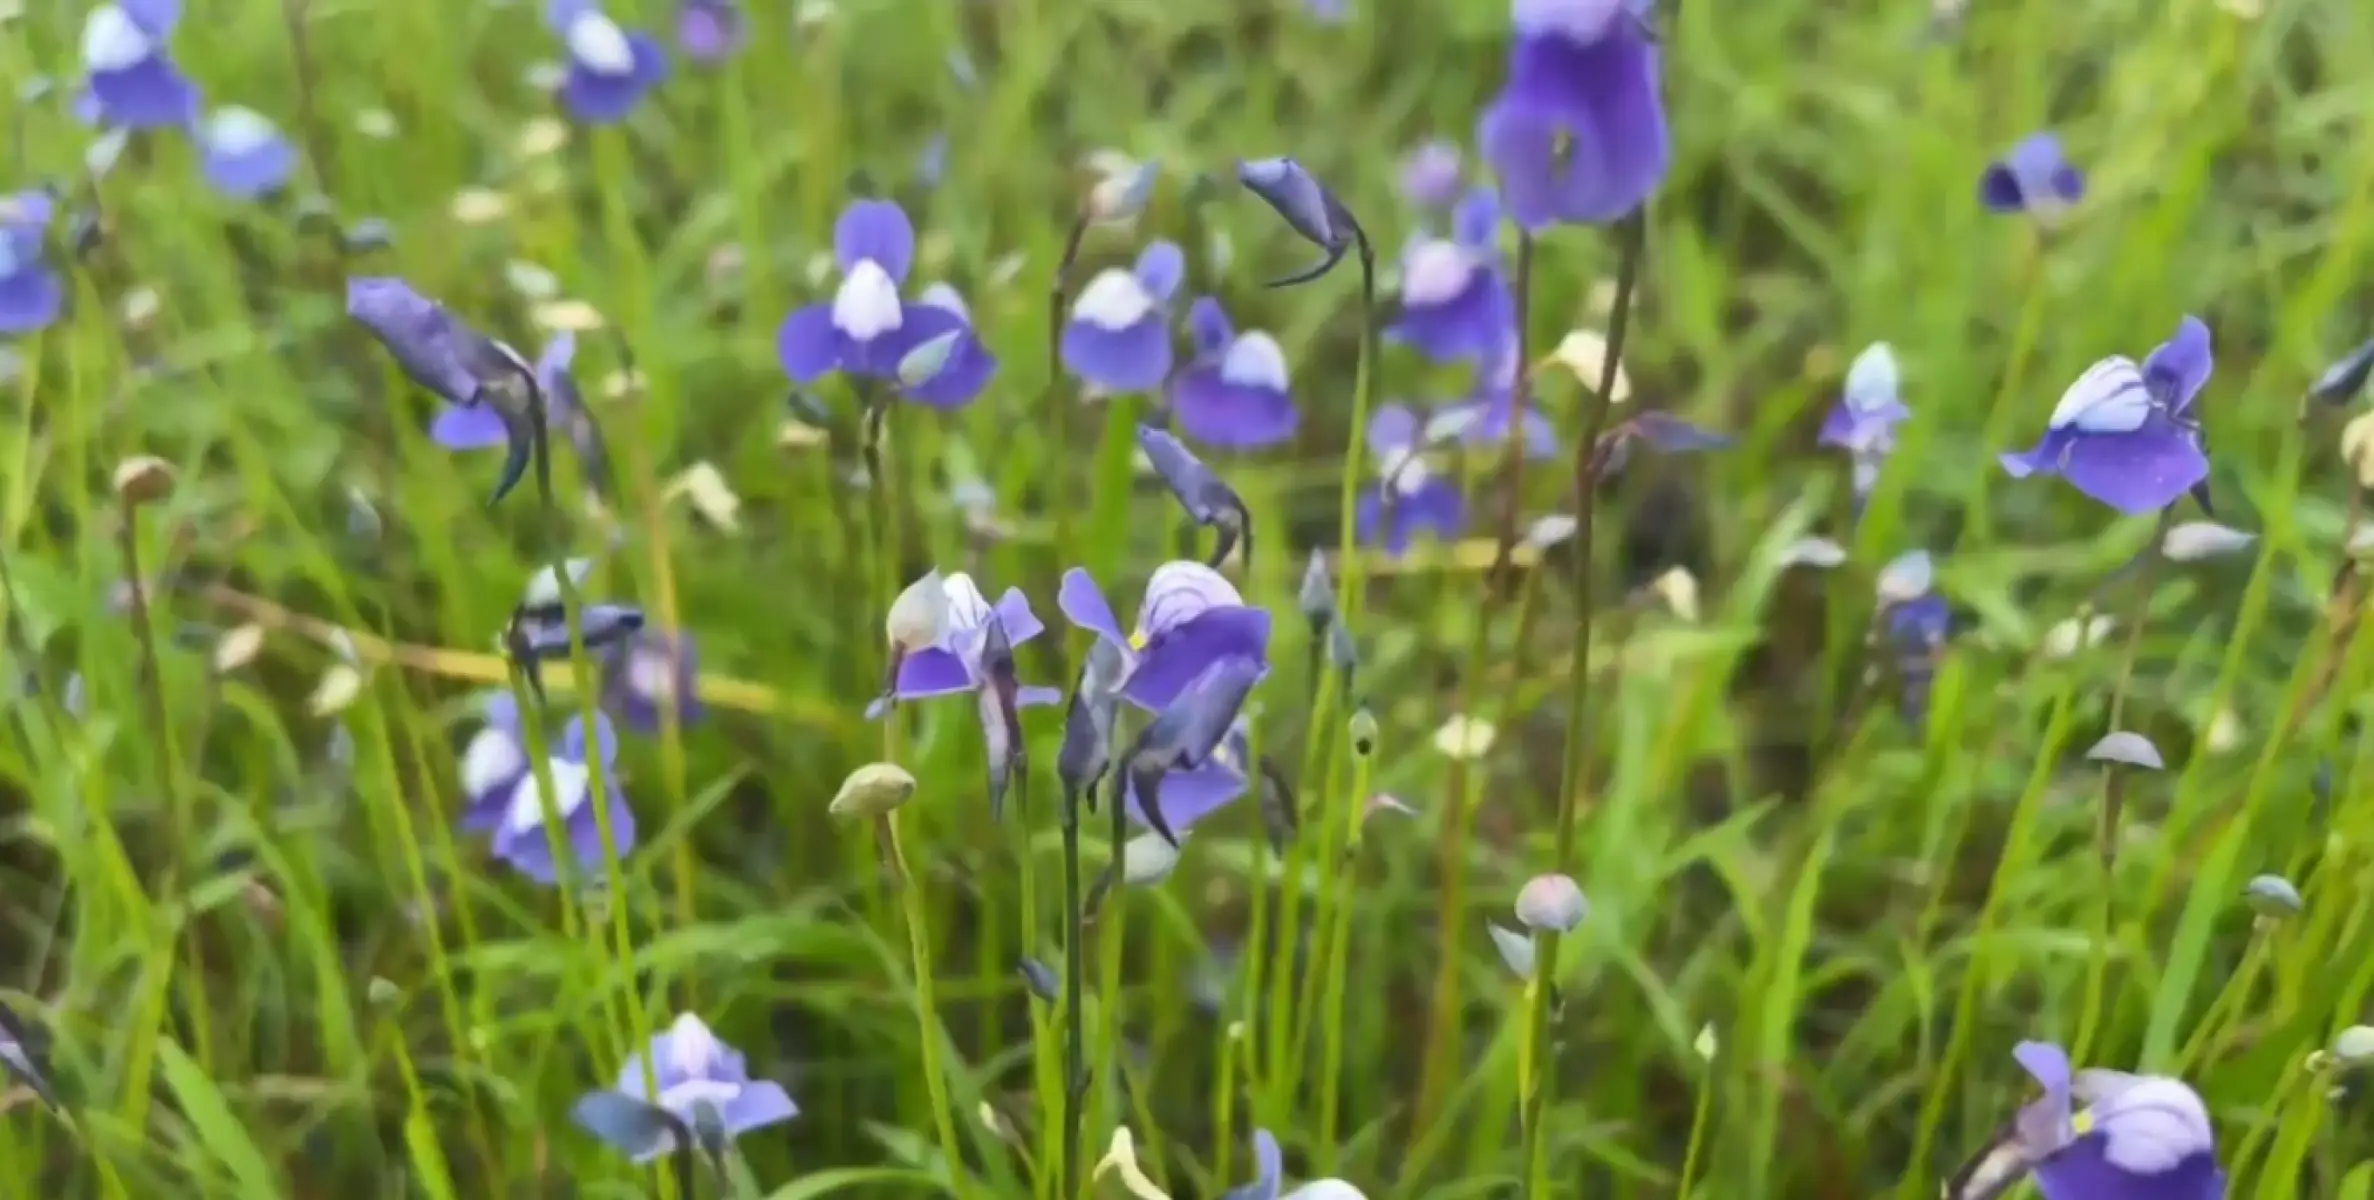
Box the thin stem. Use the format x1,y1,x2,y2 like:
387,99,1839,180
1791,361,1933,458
1059,786,1088,1200
1675,1051,1717,1200
1314,746,1373,1169
1047,212,1092,591
887,809,972,1200
1485,233,1539,585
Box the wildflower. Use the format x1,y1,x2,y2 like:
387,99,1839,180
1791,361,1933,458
1119,717,1252,838
778,200,979,397
1388,187,1513,364
864,571,1060,719
675,0,744,63
1590,410,1733,477
1877,550,1949,721
1057,639,1128,805
2000,316,2213,516
2308,336,2374,407
1477,0,1670,229
78,1,199,130
1424,339,1556,458
1170,298,1298,448
1061,241,1185,392
485,711,636,885
574,1012,797,1162
458,691,533,830
1514,873,1588,932
1137,424,1253,568
0,190,63,335
602,629,703,733
197,106,298,200
1123,656,1264,845
547,0,669,124
429,329,611,501
1980,133,2085,221
0,1004,59,1113
348,277,548,503
1998,1042,2225,1200
1399,139,1464,209
905,284,997,407
1355,405,1466,557
504,583,647,700
1820,342,1909,502
1235,157,1363,286
1058,561,1274,713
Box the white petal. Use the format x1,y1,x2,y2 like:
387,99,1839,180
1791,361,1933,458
1844,342,1900,414
2047,356,2151,434
1120,833,1181,885
831,260,903,341
886,568,951,649
917,282,969,320
524,557,595,607
939,571,993,629
1511,0,1623,41
567,12,636,76
664,1013,723,1078
1143,560,1243,610
204,106,279,156
461,730,527,798
2092,1078,2213,1173
1282,1183,1371,1200
1400,240,1474,306
1071,269,1153,330
657,1078,741,1117
1875,550,1933,604
1487,922,1535,980
1218,332,1289,391
504,759,592,834
2161,521,2255,562
82,5,152,73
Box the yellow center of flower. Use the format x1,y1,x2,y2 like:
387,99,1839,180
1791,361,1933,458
2069,1109,2096,1136
1128,630,1148,652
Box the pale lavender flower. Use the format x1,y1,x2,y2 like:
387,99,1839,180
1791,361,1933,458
198,107,298,199
865,572,1060,718
574,1012,797,1162
1170,297,1298,448
1061,241,1185,392
1399,139,1465,209
1388,187,1512,364
1981,133,2085,219
1356,405,1465,557
548,0,670,123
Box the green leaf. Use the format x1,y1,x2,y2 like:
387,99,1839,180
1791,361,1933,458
155,1039,285,1200
766,1167,946,1199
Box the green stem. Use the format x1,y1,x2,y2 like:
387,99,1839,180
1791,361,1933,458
1314,746,1373,1169
887,809,971,1198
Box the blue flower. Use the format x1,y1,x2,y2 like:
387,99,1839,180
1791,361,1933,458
1059,561,1273,714
908,284,998,407
0,191,64,336
603,629,704,734
2008,1041,2225,1200
1355,405,1466,557
1478,0,1670,230
674,0,744,64
1389,186,1513,364
197,106,298,199
1170,297,1298,449
471,708,636,886
2000,316,2212,516
1236,157,1362,286
1820,342,1909,502
1061,241,1185,392
867,571,1060,717
1399,139,1465,209
1981,133,2084,220
547,0,669,124
778,200,976,395
77,1,200,131
573,1012,797,1162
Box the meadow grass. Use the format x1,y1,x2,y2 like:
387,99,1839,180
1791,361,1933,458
4,0,2374,1196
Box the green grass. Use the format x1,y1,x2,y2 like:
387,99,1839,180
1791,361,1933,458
5,0,2374,1195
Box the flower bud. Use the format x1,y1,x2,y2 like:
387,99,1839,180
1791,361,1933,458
1514,873,1588,933
830,762,916,819
111,455,176,506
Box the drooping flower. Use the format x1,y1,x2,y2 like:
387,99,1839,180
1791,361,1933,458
485,710,636,885
1058,561,1274,713
1821,341,1909,501
1981,133,2085,221
1999,1042,2226,1200
349,277,556,504
1477,0,1670,230
1170,297,1298,449
1235,157,1363,286
2307,336,2374,407
1355,404,1466,557
428,329,611,499
674,0,745,63
1138,423,1253,566
503,560,648,699
778,200,975,395
574,1012,797,1162
908,284,997,407
1118,716,1251,838
1590,410,1733,477
1399,139,1465,210
2000,316,2213,516
0,190,64,336
1061,241,1185,392
547,0,669,124
864,571,1060,718
197,106,298,200
1388,187,1513,364
1122,656,1264,846
78,1,200,131
602,629,703,733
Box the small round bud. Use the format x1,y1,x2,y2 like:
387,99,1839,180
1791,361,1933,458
1514,873,1589,933
111,455,176,506
2243,873,2302,918
830,762,916,819
1348,708,1378,757
2334,1025,2374,1067
2085,730,2165,770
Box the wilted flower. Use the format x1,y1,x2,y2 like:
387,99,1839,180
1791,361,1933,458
477,709,636,885
602,629,702,733
348,277,548,503
1980,132,2085,221
780,201,987,404
2308,336,2374,407
1356,405,1466,557
574,1013,796,1162
1514,873,1588,932
1591,410,1733,476
1821,342,1909,501
1235,156,1363,286
1138,424,1252,568
1399,139,1464,209
1086,157,1160,223
1170,297,1299,448
865,571,1060,719
1062,241,1185,392
1123,657,1264,845
1388,187,1512,364
198,106,298,199
1059,561,1274,713
1992,1042,2226,1200
675,0,744,62
1478,0,1670,229
0,190,64,335
78,1,199,130
1425,339,1556,458
429,328,610,500
2001,316,2213,517
1057,639,1128,805
0,1003,59,1113
547,0,669,123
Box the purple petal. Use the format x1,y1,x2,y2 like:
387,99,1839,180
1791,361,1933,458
1134,241,1186,301
833,199,916,282
891,646,975,701
120,0,183,35
992,588,1046,646
901,314,994,408
1171,367,1298,450
2059,426,2209,516
561,711,621,767
1127,608,1272,712
1362,478,1465,558
1452,186,1501,248
199,113,298,199
1399,141,1464,210
1367,404,1420,457
559,32,669,124
1062,317,1172,393
88,56,200,130
1986,132,2084,214
1187,297,1234,357
675,0,744,62
2141,315,2213,416
1125,759,1248,833
1480,27,1669,229
430,404,509,450
720,1080,798,1134
776,303,841,382
1058,569,1130,650
1389,264,1512,364
0,268,64,335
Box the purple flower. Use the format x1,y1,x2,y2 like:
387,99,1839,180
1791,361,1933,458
458,691,533,832
1235,157,1362,287
2000,316,2212,516
1355,405,1466,557
864,571,1060,719
1058,561,1273,714
78,1,200,131
1122,656,1265,846
1137,423,1252,567
1389,187,1512,364
197,106,298,199
908,284,997,407
1304,0,1352,22
1401,141,1465,209
674,0,745,63
1981,133,2085,220
485,710,636,886
1222,1128,1285,1200
777,200,973,395
1821,342,1907,504
1170,298,1298,449
1478,0,1670,230
2009,1041,2225,1200
547,0,669,124
575,1012,797,1162
0,191,64,336
603,629,703,733
1061,241,1185,393
1119,716,1250,837
1877,550,1948,721
1426,341,1558,458
348,277,524,411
